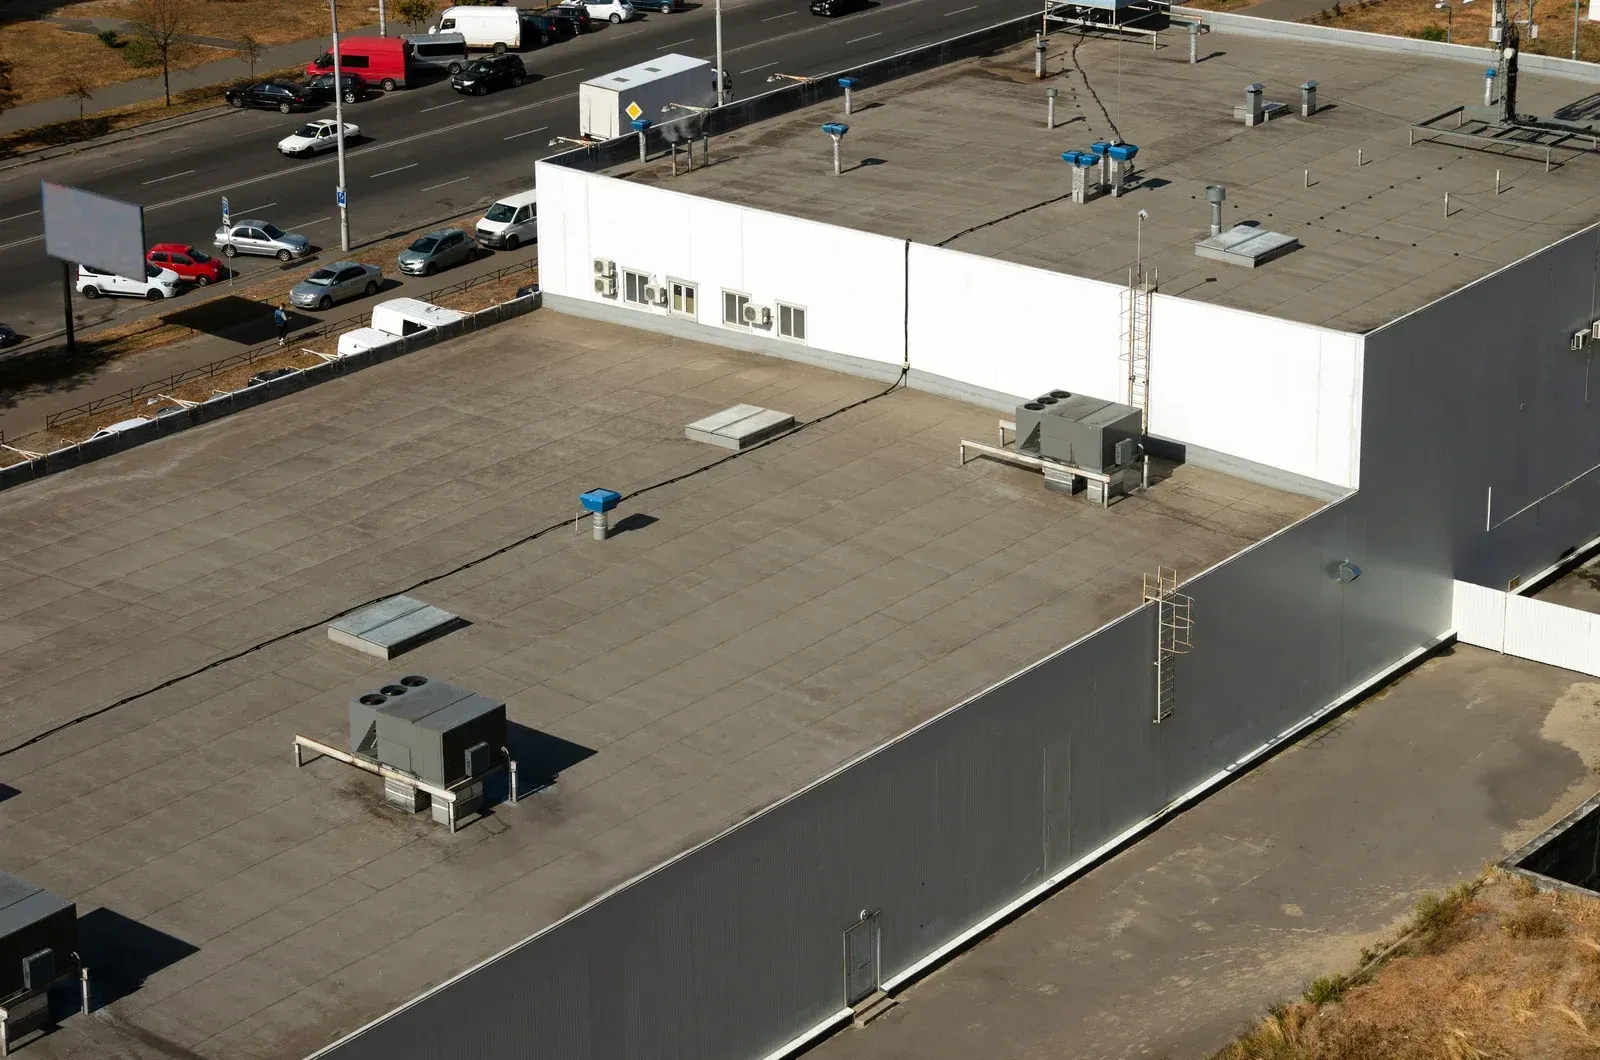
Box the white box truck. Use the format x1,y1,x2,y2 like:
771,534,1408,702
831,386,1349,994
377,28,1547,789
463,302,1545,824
338,297,468,357
579,53,714,141
429,6,528,51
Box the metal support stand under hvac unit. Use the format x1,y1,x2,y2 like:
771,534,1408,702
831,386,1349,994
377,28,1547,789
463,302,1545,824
958,419,1138,507
1142,566,1193,724
1042,0,1165,43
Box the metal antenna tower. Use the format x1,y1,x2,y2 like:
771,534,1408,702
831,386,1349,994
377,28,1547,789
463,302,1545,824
1142,566,1192,724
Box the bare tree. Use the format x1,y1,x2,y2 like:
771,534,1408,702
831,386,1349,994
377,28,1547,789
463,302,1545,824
235,33,265,79
126,0,194,106
65,76,94,121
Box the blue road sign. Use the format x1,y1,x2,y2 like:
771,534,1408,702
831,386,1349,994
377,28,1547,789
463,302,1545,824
336,187,347,208
221,196,229,225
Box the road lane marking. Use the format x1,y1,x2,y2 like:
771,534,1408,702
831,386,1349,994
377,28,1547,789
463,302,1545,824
546,69,585,78
504,125,550,140
141,169,196,185
93,156,147,173
740,61,779,73
762,10,794,19
292,215,332,228
846,32,881,42
0,210,39,224
421,176,472,191
944,4,976,13
658,37,695,49
421,100,462,113
370,163,419,178
236,202,276,214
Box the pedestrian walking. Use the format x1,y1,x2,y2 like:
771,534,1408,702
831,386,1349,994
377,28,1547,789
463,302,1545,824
274,303,288,347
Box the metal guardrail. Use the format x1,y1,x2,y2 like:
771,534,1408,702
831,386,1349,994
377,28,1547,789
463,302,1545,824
41,260,537,432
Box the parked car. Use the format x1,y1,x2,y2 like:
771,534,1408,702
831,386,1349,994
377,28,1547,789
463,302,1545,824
225,81,317,113
451,54,526,94
247,367,301,386
89,418,153,441
402,32,470,73
214,219,312,261
76,262,180,301
646,0,682,11
305,37,412,91
430,5,533,51
811,0,868,13
304,71,369,104
0,323,17,348
539,4,589,33
519,12,561,44
147,243,224,286
397,229,479,276
563,0,634,23
278,119,360,157
476,189,537,250
290,260,383,310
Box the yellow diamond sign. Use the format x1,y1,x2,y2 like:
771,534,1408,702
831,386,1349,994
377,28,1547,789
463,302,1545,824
625,101,643,121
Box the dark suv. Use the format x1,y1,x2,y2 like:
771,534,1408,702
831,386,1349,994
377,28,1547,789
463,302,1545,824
811,0,868,13
451,55,527,95
540,4,590,33
304,72,369,104
225,81,316,113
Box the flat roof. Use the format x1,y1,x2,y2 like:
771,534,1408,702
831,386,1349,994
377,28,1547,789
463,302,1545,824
0,311,1317,1059
606,30,1600,332
582,51,706,89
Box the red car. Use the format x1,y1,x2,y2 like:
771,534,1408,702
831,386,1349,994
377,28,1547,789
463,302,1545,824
147,243,224,286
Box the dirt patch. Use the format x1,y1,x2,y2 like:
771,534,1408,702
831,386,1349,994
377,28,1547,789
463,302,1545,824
1298,0,1600,59
1211,873,1600,1059
53,0,382,48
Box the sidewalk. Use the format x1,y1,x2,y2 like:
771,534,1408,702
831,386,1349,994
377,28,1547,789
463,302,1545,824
805,645,1600,1060
0,241,536,441
0,22,394,135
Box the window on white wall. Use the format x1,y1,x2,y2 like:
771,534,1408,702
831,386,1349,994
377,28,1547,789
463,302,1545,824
722,290,750,328
623,269,650,306
670,279,697,318
777,302,807,342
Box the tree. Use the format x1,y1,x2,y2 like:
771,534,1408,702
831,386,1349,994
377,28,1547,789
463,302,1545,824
0,60,15,117
65,76,94,121
397,0,436,33
235,33,265,79
125,0,194,107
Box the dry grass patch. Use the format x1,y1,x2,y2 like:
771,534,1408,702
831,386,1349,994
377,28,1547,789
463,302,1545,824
54,0,379,47
0,19,232,110
1212,873,1600,1060
1299,0,1600,58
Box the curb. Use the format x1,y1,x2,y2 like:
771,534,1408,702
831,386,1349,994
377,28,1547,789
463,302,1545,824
0,106,235,172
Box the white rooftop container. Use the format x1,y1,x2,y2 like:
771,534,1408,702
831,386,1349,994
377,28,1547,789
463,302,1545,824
579,53,713,141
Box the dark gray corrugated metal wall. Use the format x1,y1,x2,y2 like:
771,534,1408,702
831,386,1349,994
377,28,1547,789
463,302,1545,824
313,232,1600,1060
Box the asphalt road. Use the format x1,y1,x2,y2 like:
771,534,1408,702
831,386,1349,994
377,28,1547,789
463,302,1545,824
0,0,1029,344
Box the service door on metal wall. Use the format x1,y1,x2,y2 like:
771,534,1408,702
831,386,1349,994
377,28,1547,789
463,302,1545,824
843,912,880,1006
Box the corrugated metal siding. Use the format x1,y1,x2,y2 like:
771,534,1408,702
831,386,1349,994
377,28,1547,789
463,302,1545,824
1504,594,1600,676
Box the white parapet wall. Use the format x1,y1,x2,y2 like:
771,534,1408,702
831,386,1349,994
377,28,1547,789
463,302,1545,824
538,160,1364,489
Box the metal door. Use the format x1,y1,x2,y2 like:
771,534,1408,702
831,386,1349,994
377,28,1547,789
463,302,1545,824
842,912,879,1006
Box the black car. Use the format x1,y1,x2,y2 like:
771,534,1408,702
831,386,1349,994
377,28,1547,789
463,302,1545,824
225,80,317,113
543,4,590,33
304,72,369,104
811,0,868,14
451,55,526,95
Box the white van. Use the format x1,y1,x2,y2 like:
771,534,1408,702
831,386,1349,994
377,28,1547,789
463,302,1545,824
475,190,537,251
429,6,525,52
338,297,467,356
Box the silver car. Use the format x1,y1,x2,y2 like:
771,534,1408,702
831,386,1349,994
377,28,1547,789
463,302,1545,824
214,219,312,262
290,260,382,311
397,228,479,277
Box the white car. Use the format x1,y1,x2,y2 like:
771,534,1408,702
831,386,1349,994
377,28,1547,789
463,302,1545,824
76,263,181,301
565,0,634,22
277,119,359,158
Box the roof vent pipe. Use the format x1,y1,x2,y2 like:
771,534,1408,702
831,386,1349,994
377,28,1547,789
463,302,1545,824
1206,184,1227,236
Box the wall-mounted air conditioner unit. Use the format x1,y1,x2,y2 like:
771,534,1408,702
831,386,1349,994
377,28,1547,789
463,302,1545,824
643,283,666,306
1589,320,1600,340
595,275,617,298
1573,329,1590,351
593,258,616,278
742,304,772,328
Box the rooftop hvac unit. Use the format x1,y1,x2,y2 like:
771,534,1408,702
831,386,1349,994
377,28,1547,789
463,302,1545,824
742,304,772,327
593,258,615,278
643,283,666,306
1573,329,1590,351
595,274,617,298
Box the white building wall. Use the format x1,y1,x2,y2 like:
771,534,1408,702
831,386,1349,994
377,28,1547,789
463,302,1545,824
538,162,1363,488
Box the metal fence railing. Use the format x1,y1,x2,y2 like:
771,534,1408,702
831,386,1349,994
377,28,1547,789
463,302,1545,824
40,260,537,433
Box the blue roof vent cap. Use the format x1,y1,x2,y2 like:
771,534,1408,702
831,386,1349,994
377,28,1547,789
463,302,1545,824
631,118,652,131
822,121,849,136
837,76,858,88
1107,143,1138,161
1090,141,1112,156
581,489,622,513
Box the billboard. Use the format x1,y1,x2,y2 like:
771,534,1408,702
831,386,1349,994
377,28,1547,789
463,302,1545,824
41,181,147,282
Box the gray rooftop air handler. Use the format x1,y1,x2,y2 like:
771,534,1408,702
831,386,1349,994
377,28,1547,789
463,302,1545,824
1018,391,1143,472
1015,390,1073,454
0,871,76,1037
347,675,507,788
